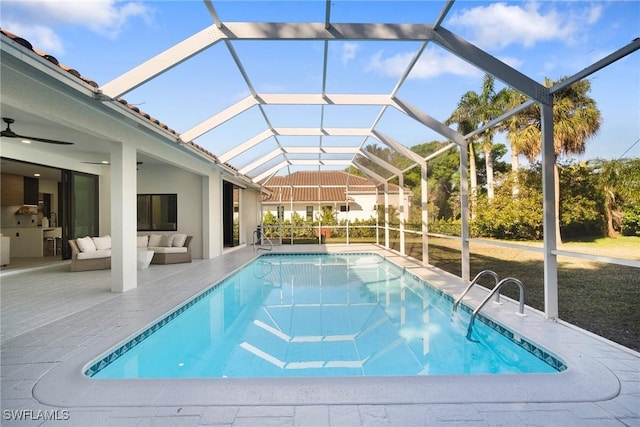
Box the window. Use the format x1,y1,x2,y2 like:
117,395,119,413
277,206,284,220
137,194,177,231
306,206,313,219
339,205,350,212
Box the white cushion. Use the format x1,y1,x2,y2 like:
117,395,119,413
76,249,111,260
148,246,187,254
148,234,162,247
77,236,96,252
172,234,187,247
159,234,174,247
137,235,149,248
92,235,111,250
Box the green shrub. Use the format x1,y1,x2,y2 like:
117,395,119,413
622,206,640,236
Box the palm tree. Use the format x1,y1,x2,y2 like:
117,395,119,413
446,74,508,201
508,77,602,243
593,158,640,237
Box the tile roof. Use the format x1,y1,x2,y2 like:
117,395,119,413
262,171,407,203
0,29,219,165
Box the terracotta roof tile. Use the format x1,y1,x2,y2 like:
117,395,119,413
262,171,408,203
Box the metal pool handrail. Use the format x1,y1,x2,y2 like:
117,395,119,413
466,277,526,340
452,270,500,313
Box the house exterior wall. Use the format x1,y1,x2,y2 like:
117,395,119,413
137,164,204,259
262,192,410,223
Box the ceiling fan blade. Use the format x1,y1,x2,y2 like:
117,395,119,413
17,134,74,145
82,161,143,165
2,117,74,145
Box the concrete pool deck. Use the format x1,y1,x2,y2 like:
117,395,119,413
1,244,638,426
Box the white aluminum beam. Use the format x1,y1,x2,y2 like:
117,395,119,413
238,148,283,175
541,103,558,319
321,160,354,166
181,94,390,143
371,130,425,164
220,128,368,164
273,127,371,136
424,142,458,161
220,22,433,41
289,159,352,166
391,42,428,97
218,129,273,163
359,149,403,177
433,0,455,30
203,0,223,28
253,160,289,183
283,146,361,154
549,38,640,95
428,26,549,105
324,0,331,29
353,161,387,186
181,96,257,142
101,24,224,98
391,97,466,146
258,93,390,105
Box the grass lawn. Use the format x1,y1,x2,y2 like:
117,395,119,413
324,234,639,351
402,236,639,352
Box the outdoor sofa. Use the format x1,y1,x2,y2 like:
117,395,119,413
68,234,192,272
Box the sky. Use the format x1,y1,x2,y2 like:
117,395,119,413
1,0,638,176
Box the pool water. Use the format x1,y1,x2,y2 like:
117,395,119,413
89,253,561,378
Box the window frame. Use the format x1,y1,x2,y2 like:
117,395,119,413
137,193,178,232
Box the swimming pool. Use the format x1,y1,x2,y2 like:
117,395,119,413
87,253,564,379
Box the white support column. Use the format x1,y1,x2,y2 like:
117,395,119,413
399,174,405,255
460,144,470,281
375,187,380,246
384,182,389,249
421,161,428,265
346,187,350,245
110,141,137,293
203,172,221,258
541,103,559,320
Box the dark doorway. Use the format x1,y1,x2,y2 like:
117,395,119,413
222,181,240,247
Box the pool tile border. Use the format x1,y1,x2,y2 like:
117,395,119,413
85,252,566,378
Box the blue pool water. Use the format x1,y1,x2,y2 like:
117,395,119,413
89,253,563,378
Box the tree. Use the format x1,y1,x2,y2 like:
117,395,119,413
446,74,509,202
507,77,602,243
592,158,640,237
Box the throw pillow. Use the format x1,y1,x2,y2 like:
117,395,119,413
148,234,162,247
92,235,111,251
77,236,97,252
172,234,187,247
160,234,175,247
137,235,149,248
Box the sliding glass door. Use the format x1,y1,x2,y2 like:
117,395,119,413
61,170,99,259
223,181,240,247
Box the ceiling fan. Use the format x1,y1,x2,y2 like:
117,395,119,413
83,161,144,166
1,117,74,145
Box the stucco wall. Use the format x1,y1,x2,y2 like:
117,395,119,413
137,164,204,259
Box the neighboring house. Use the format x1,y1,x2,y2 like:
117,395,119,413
262,171,411,222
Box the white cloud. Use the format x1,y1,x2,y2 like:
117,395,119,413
447,2,603,50
366,48,480,80
341,42,360,65
1,1,153,50
2,20,64,53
